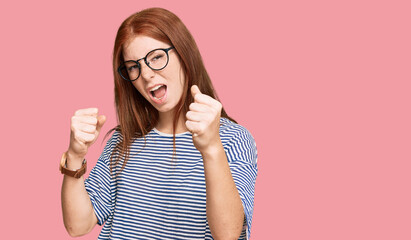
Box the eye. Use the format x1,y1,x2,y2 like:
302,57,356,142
128,65,138,71
151,53,164,62
126,62,140,72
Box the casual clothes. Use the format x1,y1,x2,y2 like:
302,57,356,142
85,117,258,239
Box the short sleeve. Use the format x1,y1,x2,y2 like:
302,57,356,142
84,131,118,226
224,127,258,239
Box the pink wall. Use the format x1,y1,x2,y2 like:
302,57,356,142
1,0,410,239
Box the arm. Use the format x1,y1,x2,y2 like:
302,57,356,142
61,108,106,237
202,140,244,239
185,86,244,239
61,151,98,237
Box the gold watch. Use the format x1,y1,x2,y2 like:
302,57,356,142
59,151,87,178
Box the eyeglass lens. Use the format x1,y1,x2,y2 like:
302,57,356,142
120,49,169,81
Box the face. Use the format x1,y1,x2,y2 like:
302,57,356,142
122,35,185,115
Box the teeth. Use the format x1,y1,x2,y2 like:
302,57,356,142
150,85,166,100
151,85,163,92
153,96,164,100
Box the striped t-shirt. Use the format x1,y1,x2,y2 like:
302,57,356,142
85,117,258,239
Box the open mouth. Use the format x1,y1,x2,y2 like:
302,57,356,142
149,85,167,103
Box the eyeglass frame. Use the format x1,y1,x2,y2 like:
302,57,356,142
117,46,175,82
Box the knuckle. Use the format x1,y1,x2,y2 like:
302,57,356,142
212,101,221,110
83,134,93,142
91,117,98,125
87,135,95,142
74,109,82,116
77,123,85,130
73,129,81,137
74,134,84,143
71,123,79,132
81,124,89,132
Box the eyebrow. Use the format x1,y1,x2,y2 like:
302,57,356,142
123,46,170,62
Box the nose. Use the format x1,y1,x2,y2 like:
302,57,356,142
139,60,155,80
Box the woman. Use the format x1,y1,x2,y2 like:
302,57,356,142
61,7,258,240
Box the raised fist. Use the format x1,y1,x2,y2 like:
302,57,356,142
68,108,106,162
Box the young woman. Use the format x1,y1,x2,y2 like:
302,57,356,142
61,7,258,240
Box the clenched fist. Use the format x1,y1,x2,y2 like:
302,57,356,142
185,85,222,155
67,108,106,164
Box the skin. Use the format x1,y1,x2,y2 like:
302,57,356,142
61,35,244,239
187,86,245,239
123,35,187,134
61,108,103,237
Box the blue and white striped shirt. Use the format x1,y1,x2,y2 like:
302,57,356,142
85,118,258,239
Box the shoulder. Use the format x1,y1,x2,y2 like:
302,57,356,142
106,128,122,146
99,128,123,158
219,117,255,142
219,118,258,164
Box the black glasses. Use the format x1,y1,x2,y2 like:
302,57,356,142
118,46,174,82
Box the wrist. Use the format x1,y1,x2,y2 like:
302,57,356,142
60,151,87,178
200,139,224,159
66,150,85,169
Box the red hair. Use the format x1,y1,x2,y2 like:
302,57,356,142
107,7,236,175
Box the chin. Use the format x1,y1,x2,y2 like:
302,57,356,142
154,103,175,113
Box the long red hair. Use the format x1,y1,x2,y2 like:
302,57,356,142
107,7,236,175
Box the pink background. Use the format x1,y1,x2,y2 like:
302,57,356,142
1,0,410,239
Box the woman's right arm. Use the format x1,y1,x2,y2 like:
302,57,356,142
61,108,106,237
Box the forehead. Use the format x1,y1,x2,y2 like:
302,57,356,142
122,35,170,61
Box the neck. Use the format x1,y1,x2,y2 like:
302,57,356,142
156,110,188,134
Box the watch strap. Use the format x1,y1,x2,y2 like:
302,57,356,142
59,152,87,178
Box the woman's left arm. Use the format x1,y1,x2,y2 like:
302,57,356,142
201,141,245,239
186,85,244,240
